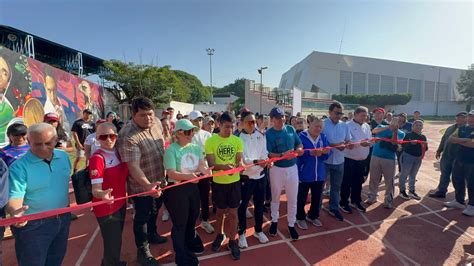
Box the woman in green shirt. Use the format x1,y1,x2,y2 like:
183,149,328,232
163,119,212,266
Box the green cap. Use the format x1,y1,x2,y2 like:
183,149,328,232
174,119,197,132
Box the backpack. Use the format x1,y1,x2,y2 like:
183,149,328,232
71,153,105,205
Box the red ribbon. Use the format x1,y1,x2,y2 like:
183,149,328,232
0,137,427,227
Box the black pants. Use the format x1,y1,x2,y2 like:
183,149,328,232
296,181,324,220
132,196,163,248
1,206,5,264
452,160,474,206
238,177,265,235
164,183,200,266
97,206,126,266
264,168,272,202
197,178,211,221
340,158,366,206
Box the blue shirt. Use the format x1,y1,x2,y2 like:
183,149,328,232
372,126,406,160
322,118,351,165
0,144,30,166
9,149,71,215
266,125,301,168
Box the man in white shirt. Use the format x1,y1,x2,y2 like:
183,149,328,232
237,111,269,248
341,106,372,213
189,110,215,234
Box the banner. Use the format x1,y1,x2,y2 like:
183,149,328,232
0,46,104,147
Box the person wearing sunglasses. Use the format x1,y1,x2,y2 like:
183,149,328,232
0,123,29,167
322,102,352,222
236,111,269,248
89,122,128,266
84,119,107,162
163,119,211,265
43,112,74,153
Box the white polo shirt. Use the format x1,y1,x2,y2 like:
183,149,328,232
344,120,372,161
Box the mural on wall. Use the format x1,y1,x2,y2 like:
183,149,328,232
0,46,104,147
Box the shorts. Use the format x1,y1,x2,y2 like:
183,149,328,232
75,148,85,158
212,181,241,209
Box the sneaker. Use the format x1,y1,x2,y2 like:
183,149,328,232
211,234,226,251
137,246,159,266
408,191,421,200
288,226,299,241
383,202,393,209
147,233,167,245
399,191,410,200
428,191,446,198
462,205,474,217
365,199,376,205
161,209,169,221
305,217,322,227
200,220,215,234
339,205,353,214
189,232,205,255
228,239,240,260
350,203,367,213
444,200,465,209
329,210,344,221
246,209,253,219
296,219,308,230
253,231,269,243
269,222,278,236
238,234,248,249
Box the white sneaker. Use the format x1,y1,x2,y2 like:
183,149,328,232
246,209,253,219
200,221,215,234
296,219,308,230
253,231,269,243
462,205,474,216
238,234,248,248
161,210,169,221
444,200,465,209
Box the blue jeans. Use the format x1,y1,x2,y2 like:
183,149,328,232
325,163,344,211
12,213,71,266
399,152,422,192
436,155,454,194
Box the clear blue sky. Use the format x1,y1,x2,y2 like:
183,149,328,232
0,0,472,88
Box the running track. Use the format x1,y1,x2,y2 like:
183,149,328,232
2,121,473,265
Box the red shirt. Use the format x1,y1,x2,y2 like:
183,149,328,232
89,149,128,217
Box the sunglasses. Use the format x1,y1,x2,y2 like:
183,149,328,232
98,134,118,141
180,129,193,136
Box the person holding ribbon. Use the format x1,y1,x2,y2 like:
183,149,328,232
367,117,405,209
163,119,211,266
89,122,128,266
7,123,72,266
398,120,428,201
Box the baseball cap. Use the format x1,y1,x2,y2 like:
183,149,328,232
44,112,60,122
456,111,468,117
173,119,196,132
469,110,474,116
398,112,408,118
372,107,385,114
96,119,106,125
7,123,27,136
204,116,215,124
83,108,93,114
189,110,204,120
269,107,285,118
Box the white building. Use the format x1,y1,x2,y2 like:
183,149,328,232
279,51,467,116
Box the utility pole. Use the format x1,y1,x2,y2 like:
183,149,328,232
258,66,268,114
206,48,215,103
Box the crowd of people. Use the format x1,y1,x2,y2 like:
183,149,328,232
0,96,473,266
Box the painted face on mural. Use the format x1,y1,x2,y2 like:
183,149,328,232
0,56,11,94
45,75,60,104
79,80,92,108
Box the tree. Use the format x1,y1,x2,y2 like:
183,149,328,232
456,64,474,111
173,70,211,103
332,93,412,107
214,78,246,98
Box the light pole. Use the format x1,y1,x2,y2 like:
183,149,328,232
258,66,268,114
435,67,441,116
206,48,215,103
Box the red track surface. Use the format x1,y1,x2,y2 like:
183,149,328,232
2,121,473,265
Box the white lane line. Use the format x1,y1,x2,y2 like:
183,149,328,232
354,211,418,266
75,226,100,266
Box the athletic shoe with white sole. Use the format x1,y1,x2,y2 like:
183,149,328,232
408,191,421,200
462,205,474,217
253,232,269,243
444,200,465,209
296,219,308,230
305,217,322,227
200,220,215,234
238,234,248,249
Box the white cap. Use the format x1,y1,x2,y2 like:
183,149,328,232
189,110,204,120
469,110,474,116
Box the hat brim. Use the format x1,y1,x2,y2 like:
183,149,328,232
173,124,197,133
